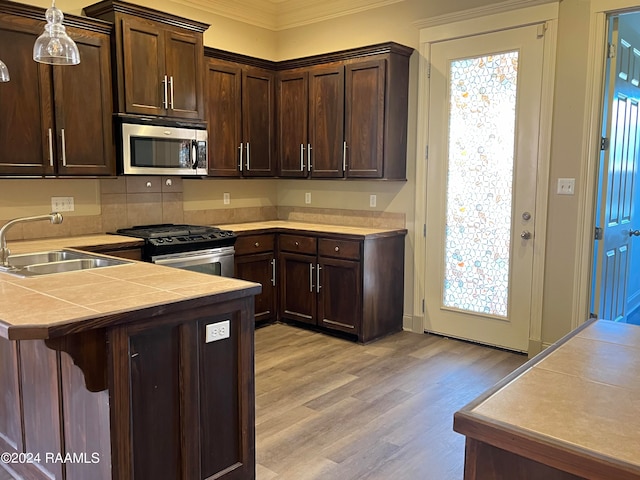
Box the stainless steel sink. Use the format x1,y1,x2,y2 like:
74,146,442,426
0,249,131,277
7,249,87,268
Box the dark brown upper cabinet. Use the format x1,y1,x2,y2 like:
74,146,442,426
276,43,413,180
84,0,207,120
278,65,345,178
0,2,114,177
205,51,276,177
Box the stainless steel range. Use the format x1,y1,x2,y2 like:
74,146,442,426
115,224,237,277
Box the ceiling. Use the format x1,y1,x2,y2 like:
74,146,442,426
170,0,405,31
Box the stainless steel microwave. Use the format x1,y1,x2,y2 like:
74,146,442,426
121,122,208,176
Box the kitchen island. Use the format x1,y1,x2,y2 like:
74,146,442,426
0,235,259,480
454,319,640,480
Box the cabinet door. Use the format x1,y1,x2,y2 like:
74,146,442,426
345,59,386,178
0,17,53,175
122,17,166,116
277,70,308,177
278,251,316,325
205,59,242,176
242,67,276,176
53,28,115,176
235,252,276,323
166,29,203,119
309,65,345,178
318,256,362,334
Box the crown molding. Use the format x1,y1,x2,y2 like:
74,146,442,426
170,0,404,31
412,0,559,29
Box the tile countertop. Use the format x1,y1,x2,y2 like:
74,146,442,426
0,234,260,341
219,220,407,237
454,319,640,477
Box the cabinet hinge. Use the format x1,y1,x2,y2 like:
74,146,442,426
594,226,603,240
426,60,431,79
600,137,609,151
425,145,429,160
422,298,425,313
608,42,616,59
423,224,426,237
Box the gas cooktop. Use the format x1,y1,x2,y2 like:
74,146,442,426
115,224,237,257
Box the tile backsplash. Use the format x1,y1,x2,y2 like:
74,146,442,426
0,177,406,242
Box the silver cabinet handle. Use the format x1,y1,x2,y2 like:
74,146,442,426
238,143,243,171
300,144,305,171
271,258,276,286
246,142,250,170
343,141,347,172
61,128,67,166
169,75,174,109
309,263,315,292
307,143,312,171
316,264,321,293
163,75,168,109
48,128,54,167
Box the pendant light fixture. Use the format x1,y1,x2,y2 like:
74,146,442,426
0,60,8,82
33,1,80,65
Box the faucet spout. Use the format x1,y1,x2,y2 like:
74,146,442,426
0,213,64,267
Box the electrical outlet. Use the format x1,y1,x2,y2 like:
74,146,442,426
370,194,377,208
557,178,575,195
223,192,230,205
305,192,311,204
205,320,230,343
51,196,74,212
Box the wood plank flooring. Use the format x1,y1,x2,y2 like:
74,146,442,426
255,324,527,480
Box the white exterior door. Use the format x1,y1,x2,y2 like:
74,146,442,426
425,24,545,352
593,15,640,323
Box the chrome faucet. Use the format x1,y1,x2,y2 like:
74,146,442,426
0,213,63,267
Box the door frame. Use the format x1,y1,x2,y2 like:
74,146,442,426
413,2,559,356
577,0,640,331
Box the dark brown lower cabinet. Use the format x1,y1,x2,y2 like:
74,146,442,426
278,231,405,343
0,295,256,480
234,234,277,323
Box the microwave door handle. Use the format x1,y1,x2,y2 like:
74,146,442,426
192,140,198,169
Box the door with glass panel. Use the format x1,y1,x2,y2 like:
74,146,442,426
425,25,545,352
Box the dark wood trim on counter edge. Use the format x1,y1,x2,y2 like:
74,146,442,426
232,226,408,241
0,0,112,33
1,284,261,342
83,0,209,32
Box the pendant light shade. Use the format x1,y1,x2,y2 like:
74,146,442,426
0,60,8,82
33,2,80,65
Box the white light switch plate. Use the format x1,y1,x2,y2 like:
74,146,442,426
369,194,377,208
557,178,575,195
205,320,230,343
223,192,230,205
305,192,311,204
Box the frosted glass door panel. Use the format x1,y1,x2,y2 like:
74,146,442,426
444,52,518,318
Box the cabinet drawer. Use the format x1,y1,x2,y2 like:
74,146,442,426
318,238,361,260
279,234,317,254
235,234,275,255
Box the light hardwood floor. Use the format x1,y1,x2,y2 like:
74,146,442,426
255,324,527,480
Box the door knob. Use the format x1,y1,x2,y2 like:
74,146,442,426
630,230,640,237
522,211,532,221
521,231,532,240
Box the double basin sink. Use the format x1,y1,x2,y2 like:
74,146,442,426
0,249,130,277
